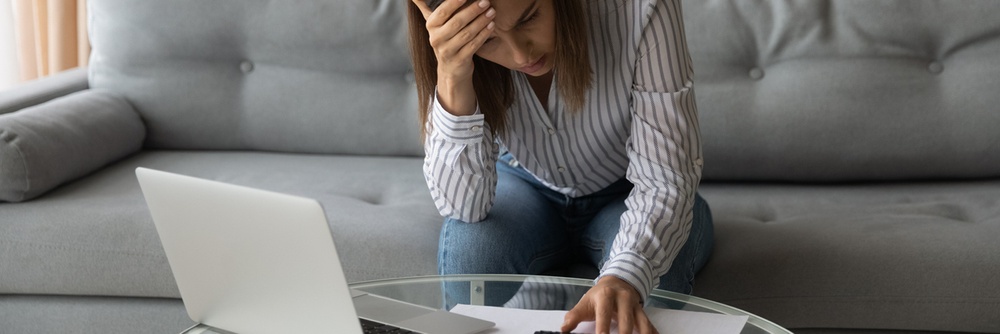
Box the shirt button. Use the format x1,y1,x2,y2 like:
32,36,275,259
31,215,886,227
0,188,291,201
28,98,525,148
470,125,482,132
557,166,566,173
547,128,555,135
695,158,704,166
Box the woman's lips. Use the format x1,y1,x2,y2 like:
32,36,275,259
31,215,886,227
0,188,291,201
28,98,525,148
519,55,547,74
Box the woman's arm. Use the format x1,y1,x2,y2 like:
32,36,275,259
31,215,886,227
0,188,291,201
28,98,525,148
414,0,493,117
603,0,704,301
565,0,702,333
423,92,500,222
413,0,501,222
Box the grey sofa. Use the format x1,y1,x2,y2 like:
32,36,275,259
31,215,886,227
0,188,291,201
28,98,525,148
1,0,998,333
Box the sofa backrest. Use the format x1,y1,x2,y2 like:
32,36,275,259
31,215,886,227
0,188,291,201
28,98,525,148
89,0,1000,181
88,0,422,156
683,0,1000,182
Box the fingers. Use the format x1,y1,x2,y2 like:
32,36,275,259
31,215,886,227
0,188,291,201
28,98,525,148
567,278,659,334
430,3,494,64
595,293,613,334
449,5,493,46
636,308,659,334
617,294,634,334
457,10,494,56
441,0,491,40
561,296,594,333
411,0,432,20
428,0,490,44
426,0,477,29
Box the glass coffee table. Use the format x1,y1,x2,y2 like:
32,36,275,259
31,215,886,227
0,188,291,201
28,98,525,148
181,274,791,334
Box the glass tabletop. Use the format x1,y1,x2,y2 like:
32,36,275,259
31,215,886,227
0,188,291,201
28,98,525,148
182,274,791,334
351,275,790,334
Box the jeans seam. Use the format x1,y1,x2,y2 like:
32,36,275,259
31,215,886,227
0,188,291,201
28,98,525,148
438,222,449,276
688,201,712,290
688,226,701,285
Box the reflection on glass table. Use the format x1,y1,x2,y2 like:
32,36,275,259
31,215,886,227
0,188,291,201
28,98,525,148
180,274,792,334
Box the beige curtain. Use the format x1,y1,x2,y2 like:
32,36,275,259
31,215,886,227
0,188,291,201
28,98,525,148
13,0,90,82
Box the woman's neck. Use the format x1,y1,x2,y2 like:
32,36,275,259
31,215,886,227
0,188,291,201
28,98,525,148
526,72,555,112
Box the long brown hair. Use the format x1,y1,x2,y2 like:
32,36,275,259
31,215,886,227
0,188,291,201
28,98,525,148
407,0,592,139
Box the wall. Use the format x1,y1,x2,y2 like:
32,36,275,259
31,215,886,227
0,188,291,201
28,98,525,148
0,2,21,91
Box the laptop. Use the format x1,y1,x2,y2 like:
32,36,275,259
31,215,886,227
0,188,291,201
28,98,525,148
135,167,495,334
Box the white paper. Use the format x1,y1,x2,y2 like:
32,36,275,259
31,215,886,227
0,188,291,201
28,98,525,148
451,304,749,334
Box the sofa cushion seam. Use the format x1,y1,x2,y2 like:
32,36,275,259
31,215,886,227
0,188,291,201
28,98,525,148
1,239,166,260
0,87,88,116
4,129,31,202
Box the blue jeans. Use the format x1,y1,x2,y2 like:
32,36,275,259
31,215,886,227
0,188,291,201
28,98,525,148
438,153,714,307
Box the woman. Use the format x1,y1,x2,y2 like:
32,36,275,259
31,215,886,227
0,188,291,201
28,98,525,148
406,0,713,333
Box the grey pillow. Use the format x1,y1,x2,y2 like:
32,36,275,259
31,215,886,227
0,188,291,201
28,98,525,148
0,90,145,202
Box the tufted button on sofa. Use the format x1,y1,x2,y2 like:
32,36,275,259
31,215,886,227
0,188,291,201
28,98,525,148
0,0,998,333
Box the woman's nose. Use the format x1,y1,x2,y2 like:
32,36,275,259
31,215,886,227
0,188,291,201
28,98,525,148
509,39,534,66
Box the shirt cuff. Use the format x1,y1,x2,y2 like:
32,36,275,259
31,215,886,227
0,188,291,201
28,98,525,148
430,87,486,144
598,252,659,304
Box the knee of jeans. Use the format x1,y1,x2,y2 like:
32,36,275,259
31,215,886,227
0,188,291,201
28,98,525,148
696,196,715,249
656,270,694,295
438,218,521,275
688,196,715,279
694,193,711,217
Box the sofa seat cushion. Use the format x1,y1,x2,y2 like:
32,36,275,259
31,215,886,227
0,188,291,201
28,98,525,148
0,151,441,298
696,181,1000,333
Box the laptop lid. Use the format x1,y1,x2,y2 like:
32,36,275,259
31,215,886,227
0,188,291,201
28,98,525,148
136,167,363,334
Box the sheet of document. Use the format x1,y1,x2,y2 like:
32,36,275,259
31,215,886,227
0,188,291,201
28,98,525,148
451,304,749,334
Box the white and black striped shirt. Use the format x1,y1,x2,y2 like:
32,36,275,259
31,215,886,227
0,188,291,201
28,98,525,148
423,0,702,301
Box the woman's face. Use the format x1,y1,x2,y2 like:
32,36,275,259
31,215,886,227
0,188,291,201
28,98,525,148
475,0,556,77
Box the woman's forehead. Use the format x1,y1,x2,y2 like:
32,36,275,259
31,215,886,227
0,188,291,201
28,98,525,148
492,0,537,14
491,0,541,28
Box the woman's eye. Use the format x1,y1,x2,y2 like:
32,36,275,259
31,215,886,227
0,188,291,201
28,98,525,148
517,10,538,28
521,12,539,25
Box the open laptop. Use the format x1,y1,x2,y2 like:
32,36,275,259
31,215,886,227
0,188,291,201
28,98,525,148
135,168,495,334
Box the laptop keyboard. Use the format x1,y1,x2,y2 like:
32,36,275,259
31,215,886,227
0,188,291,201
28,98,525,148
359,318,419,334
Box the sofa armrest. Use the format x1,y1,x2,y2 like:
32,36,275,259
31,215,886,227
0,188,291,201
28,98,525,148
0,89,145,202
0,68,89,116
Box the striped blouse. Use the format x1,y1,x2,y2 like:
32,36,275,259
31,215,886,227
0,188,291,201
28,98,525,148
423,0,703,301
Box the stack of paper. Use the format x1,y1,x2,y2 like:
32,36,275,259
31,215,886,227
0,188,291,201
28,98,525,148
450,304,749,334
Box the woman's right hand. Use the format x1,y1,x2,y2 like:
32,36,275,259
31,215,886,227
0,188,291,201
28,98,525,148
413,0,496,80
412,0,495,115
